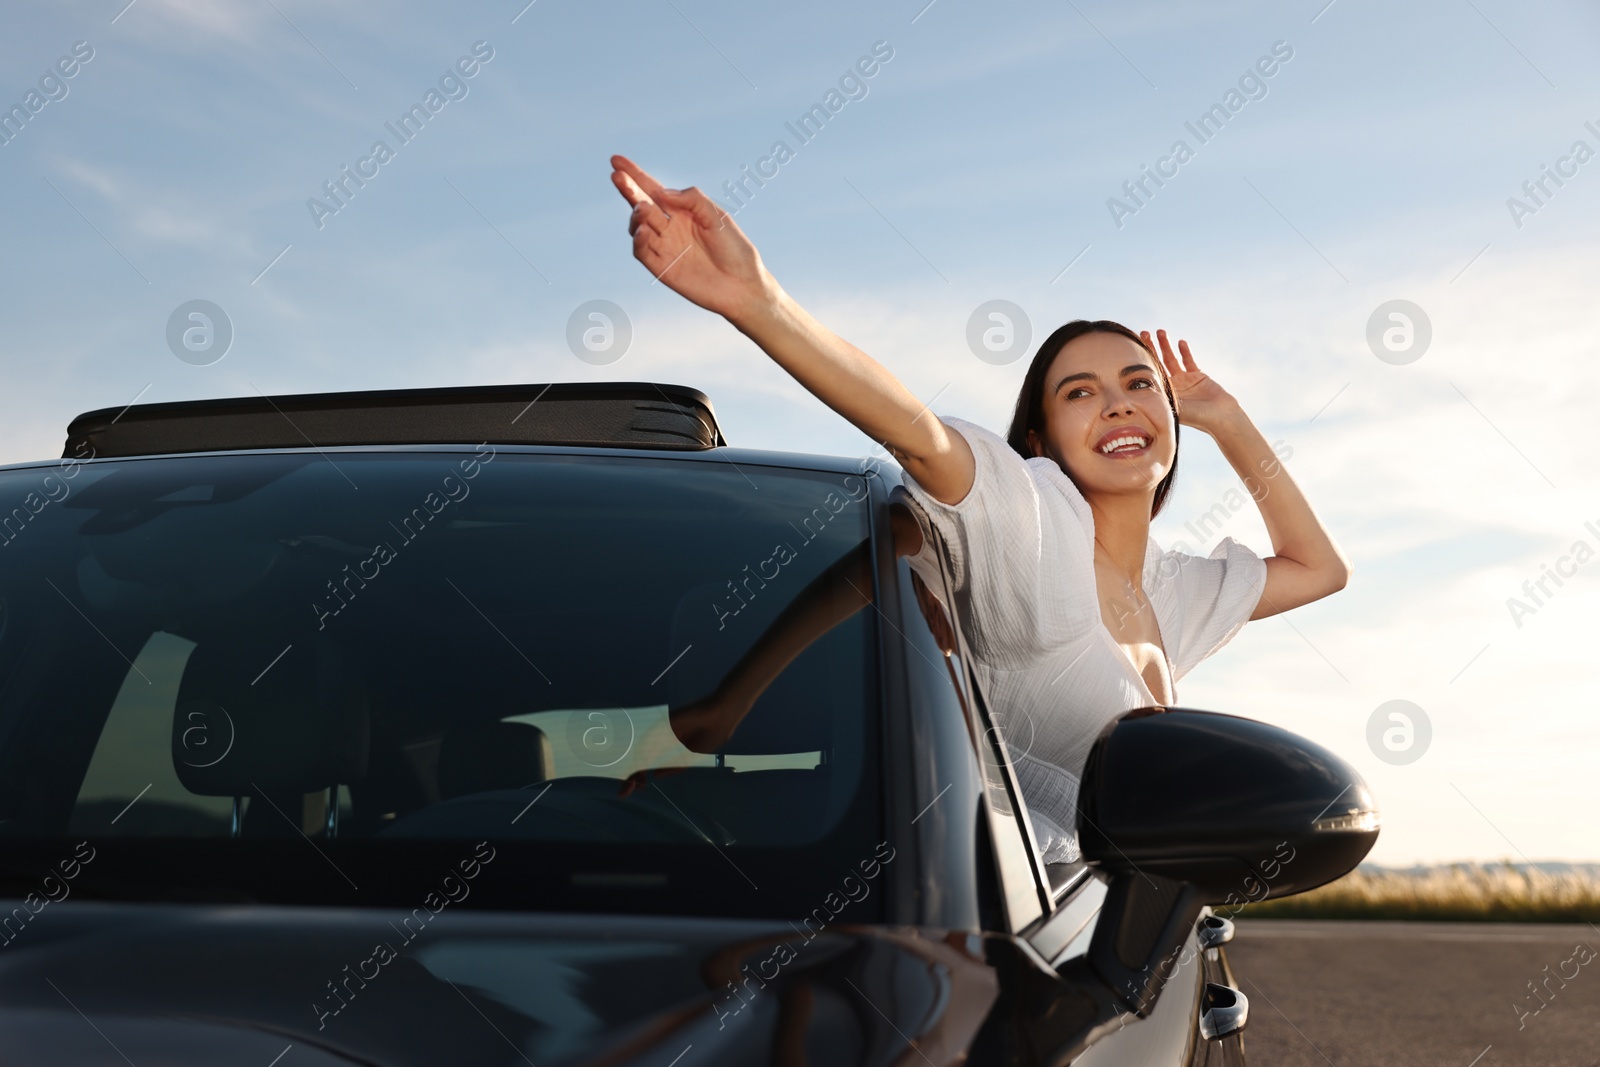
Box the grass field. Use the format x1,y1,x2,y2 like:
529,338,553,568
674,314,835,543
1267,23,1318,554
1235,863,1600,922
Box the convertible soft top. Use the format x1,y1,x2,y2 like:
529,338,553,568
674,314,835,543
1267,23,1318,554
62,381,726,458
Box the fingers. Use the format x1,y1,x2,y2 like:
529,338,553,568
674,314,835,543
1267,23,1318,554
629,200,670,239
612,160,695,249
1143,330,1180,379
611,153,670,201
632,225,671,275
1140,329,1165,359
1144,329,1198,378
613,170,673,239
1155,328,1199,370
610,167,651,209
656,184,729,232
1154,328,1177,362
612,156,732,235
1177,337,1199,373
613,173,670,224
632,223,657,259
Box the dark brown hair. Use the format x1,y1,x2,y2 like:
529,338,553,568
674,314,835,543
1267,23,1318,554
1004,319,1180,518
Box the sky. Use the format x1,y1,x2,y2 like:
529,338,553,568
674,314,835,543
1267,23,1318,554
1,0,1597,866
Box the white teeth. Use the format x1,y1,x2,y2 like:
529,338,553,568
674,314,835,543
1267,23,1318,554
1099,435,1149,454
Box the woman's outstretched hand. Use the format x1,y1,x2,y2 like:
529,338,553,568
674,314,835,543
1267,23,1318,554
609,155,977,509
610,154,774,323
1142,328,1241,436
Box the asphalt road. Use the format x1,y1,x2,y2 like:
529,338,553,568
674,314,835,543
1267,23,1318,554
1227,920,1600,1067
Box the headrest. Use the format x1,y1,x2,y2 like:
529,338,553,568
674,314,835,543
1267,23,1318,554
172,635,369,795
437,722,554,799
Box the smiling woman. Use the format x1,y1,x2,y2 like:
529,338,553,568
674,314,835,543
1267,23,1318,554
610,153,1353,862
1004,320,1183,519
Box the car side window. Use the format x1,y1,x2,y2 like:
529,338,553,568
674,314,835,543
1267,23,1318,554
893,500,1048,931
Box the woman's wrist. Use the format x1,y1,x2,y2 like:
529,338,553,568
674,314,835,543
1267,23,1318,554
1185,395,1247,438
724,268,787,336
1208,407,1265,461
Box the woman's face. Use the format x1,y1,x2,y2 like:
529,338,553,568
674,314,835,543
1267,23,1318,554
1025,331,1177,502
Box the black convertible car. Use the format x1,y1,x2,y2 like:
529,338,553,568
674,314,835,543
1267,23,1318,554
0,382,1377,1065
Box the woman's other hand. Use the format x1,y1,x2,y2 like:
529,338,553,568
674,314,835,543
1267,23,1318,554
667,683,755,755
1142,328,1241,436
611,154,775,324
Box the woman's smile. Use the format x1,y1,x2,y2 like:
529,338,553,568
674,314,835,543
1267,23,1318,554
1092,426,1155,460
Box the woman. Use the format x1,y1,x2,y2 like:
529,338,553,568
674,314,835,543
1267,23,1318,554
610,155,1351,860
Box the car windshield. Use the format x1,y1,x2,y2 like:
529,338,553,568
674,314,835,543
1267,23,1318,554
0,448,881,918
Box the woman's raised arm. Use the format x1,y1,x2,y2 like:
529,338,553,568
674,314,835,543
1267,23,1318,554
610,154,975,505
1143,329,1353,620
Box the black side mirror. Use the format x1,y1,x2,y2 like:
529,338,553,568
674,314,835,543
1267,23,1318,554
1075,707,1378,1014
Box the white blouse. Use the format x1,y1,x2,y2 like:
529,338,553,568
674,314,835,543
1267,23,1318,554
894,415,1267,863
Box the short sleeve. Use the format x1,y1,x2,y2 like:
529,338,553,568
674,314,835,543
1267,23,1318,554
1151,535,1267,682
894,416,1099,670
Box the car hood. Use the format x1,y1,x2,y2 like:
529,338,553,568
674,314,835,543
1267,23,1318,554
0,901,1001,1066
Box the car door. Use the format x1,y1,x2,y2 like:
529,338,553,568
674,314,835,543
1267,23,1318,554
898,493,1227,1066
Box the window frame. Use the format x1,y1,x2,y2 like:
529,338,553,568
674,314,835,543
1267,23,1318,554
893,494,1057,932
